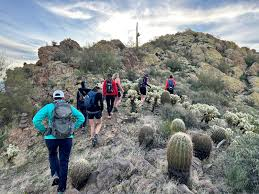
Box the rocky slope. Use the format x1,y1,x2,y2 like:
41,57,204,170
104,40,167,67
1,30,259,193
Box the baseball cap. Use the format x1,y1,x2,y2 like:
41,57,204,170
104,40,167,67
53,90,65,99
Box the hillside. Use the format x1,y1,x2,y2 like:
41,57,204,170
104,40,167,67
1,30,259,193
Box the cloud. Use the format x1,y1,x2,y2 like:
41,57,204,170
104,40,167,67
37,1,93,20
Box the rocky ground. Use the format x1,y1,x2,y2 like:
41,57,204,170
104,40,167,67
1,30,259,193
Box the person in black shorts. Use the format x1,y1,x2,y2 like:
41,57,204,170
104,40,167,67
139,74,151,104
86,84,104,147
76,81,91,132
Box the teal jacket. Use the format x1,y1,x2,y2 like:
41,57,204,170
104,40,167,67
32,100,85,139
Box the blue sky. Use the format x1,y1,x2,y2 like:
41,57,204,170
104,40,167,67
0,0,259,66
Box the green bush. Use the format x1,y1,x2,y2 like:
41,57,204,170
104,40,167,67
126,69,138,81
160,121,172,138
191,90,230,108
79,46,121,75
191,72,225,93
0,67,35,128
245,54,257,67
218,60,232,74
165,59,182,72
222,132,259,193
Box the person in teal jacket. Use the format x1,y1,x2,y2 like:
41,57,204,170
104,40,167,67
33,90,84,194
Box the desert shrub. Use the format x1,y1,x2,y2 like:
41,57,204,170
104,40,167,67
0,67,35,128
160,103,174,121
79,46,121,75
126,69,138,81
218,60,232,74
222,132,259,193
160,121,172,138
165,59,182,72
191,71,225,93
191,90,230,109
245,54,257,67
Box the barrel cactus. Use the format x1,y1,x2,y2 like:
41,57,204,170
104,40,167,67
139,125,154,148
161,91,171,104
191,133,212,160
211,126,227,143
167,132,193,186
69,158,92,190
170,119,186,133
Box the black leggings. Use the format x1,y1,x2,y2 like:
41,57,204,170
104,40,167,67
106,95,115,116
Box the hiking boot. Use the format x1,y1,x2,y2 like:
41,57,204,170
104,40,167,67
113,107,118,112
94,134,98,144
92,137,97,147
51,174,59,186
107,115,112,119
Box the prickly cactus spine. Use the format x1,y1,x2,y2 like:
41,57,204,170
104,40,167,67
167,132,193,185
191,133,212,160
160,91,171,104
211,127,227,143
170,119,186,133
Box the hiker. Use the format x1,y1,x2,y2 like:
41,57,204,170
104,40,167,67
76,81,91,132
112,73,124,112
32,90,85,194
103,73,118,119
85,84,104,147
165,75,176,94
139,74,151,104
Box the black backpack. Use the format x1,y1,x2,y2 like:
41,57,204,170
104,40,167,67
106,80,114,93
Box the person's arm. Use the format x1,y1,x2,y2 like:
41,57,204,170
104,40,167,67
32,104,52,133
76,91,80,109
165,80,168,90
71,106,85,130
102,80,107,96
98,93,104,111
113,81,118,96
117,79,124,92
173,79,176,87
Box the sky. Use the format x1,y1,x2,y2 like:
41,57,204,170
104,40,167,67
0,0,259,67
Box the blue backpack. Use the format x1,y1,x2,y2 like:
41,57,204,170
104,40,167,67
168,79,175,90
84,91,97,110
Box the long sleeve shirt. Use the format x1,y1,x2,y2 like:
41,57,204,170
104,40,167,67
32,100,85,139
165,78,176,90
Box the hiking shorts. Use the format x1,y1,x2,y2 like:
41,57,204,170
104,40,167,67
140,87,147,95
88,111,102,119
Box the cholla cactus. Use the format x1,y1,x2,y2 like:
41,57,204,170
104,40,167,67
182,101,191,109
127,89,138,99
167,132,193,186
223,111,239,126
223,111,256,132
125,98,142,114
170,119,186,133
6,144,19,160
191,133,212,160
190,103,220,123
170,94,181,105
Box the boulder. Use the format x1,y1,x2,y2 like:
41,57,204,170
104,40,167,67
60,38,81,50
36,46,61,66
246,62,259,76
